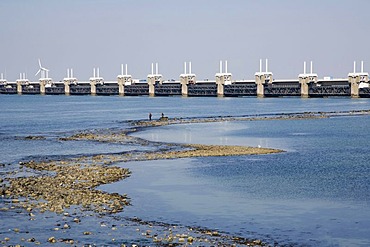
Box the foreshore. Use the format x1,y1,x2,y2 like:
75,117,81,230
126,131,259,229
131,109,370,128
1,109,369,246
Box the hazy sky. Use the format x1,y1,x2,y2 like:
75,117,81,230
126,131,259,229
1,0,369,81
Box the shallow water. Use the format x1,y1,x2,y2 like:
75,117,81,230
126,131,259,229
1,94,370,246
113,116,370,246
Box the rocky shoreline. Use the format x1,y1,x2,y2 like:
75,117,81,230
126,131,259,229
1,109,368,246
0,115,285,246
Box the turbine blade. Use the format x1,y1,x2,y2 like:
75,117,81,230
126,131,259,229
38,59,42,68
35,69,41,76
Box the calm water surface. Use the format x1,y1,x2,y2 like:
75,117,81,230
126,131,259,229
1,94,370,246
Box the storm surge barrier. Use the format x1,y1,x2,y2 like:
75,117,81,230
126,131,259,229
1,60,369,98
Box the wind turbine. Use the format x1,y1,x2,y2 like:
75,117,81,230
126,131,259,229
35,59,50,79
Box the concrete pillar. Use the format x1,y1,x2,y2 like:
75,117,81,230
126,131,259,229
90,78,104,95
348,61,369,98
90,80,97,95
348,75,370,97
16,80,23,94
255,59,273,97
299,77,309,98
147,76,155,97
118,77,125,96
180,62,196,96
117,75,132,96
180,78,188,96
255,74,265,97
63,78,77,95
180,74,195,96
147,75,162,97
39,79,51,95
216,75,224,97
64,80,70,95
348,75,361,98
299,75,317,98
216,73,232,97
299,61,318,98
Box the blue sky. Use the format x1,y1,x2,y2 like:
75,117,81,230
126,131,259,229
0,0,369,81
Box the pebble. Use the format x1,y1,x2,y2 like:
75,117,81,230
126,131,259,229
253,239,262,245
48,236,57,243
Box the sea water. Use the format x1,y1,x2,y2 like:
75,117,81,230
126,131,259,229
1,94,370,246
129,116,370,246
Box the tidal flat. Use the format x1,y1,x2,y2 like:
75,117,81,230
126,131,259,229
1,109,369,246
0,114,282,246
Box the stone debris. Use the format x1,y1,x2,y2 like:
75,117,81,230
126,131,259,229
145,143,281,160
2,159,131,214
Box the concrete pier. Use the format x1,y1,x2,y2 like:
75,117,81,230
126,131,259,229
16,73,29,94
117,64,132,96
348,61,369,98
90,68,104,95
63,78,76,95
39,78,53,95
16,80,23,94
215,60,232,97
180,62,196,96
147,63,162,96
255,59,273,97
63,69,77,95
299,61,318,98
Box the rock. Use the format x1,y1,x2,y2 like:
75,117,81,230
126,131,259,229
253,239,262,245
24,136,45,140
27,238,36,242
47,236,57,243
61,239,74,244
83,231,92,235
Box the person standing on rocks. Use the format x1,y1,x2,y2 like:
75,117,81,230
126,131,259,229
149,113,152,121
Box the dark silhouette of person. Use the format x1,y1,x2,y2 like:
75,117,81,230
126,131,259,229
161,113,164,118
149,113,152,121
